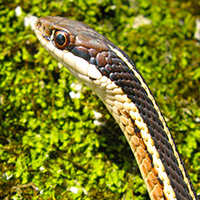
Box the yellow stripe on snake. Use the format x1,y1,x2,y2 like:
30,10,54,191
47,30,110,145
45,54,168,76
35,16,198,200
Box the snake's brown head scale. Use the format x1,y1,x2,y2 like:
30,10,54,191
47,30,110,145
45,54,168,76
35,16,134,86
36,16,110,51
35,16,117,84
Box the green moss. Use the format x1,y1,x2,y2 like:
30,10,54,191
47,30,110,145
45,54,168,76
0,0,199,199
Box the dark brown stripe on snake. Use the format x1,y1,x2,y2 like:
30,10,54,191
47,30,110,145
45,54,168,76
64,41,196,199
66,44,195,199
98,50,194,200
68,45,193,199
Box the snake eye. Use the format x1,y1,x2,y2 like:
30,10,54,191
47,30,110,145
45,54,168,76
54,31,69,49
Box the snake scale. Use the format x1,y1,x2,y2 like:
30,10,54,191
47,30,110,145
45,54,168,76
35,16,198,200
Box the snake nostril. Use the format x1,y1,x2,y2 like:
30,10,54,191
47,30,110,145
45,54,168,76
37,21,42,29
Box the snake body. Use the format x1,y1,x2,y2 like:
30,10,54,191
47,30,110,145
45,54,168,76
35,16,198,200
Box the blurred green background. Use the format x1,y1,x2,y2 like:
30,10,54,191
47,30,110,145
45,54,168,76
0,0,200,199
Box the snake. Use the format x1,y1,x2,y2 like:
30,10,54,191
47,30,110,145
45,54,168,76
35,16,198,200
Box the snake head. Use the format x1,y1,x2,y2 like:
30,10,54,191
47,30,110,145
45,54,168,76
35,16,115,84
